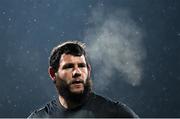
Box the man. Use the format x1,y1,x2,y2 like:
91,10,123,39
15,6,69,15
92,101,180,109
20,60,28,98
28,41,138,118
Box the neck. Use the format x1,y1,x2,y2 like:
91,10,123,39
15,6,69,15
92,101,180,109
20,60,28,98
59,94,87,109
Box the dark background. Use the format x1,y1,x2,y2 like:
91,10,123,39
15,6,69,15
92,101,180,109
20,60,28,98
0,0,180,117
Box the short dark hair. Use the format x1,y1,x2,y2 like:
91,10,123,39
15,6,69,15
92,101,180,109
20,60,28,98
49,41,89,72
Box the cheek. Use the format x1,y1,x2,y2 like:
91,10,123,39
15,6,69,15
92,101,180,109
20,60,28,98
82,69,88,79
59,72,70,79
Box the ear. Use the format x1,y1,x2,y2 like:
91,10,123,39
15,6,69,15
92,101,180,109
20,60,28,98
48,67,56,81
87,64,91,78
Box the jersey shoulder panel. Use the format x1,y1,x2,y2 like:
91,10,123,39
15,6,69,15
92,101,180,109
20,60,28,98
27,99,58,118
28,106,49,118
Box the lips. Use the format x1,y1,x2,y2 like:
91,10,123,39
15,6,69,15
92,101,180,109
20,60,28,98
72,80,83,84
70,80,84,88
71,79,84,84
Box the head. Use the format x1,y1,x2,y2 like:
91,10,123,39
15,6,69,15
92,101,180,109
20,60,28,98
48,41,92,102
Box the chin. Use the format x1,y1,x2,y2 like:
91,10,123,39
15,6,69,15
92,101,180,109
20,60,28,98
70,89,84,94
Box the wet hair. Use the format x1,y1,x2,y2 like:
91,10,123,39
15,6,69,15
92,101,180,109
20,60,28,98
49,41,89,72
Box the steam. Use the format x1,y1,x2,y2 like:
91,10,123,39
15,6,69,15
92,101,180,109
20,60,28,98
84,8,146,91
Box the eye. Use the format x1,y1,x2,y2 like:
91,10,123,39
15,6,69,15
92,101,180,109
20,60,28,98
78,63,86,68
62,63,74,69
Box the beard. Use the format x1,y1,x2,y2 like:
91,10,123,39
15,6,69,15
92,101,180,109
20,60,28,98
54,75,92,105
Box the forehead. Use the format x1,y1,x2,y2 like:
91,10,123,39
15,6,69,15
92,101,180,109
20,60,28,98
60,54,86,65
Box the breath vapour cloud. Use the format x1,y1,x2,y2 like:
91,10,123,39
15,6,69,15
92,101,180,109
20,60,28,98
85,8,146,91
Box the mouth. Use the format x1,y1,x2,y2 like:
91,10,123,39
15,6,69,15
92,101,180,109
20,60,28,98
70,80,84,88
72,80,83,84
71,78,84,84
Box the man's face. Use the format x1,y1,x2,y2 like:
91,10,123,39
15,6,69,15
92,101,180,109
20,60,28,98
56,54,89,94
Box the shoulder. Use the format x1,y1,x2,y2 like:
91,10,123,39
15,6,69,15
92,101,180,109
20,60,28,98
114,101,139,118
90,92,124,107
28,106,48,118
90,93,139,118
28,99,57,118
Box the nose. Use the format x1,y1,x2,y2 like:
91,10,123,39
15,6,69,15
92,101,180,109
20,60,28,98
72,66,81,78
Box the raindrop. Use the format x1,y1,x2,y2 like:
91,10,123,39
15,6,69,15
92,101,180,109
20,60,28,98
8,17,12,21
2,11,6,15
33,18,37,22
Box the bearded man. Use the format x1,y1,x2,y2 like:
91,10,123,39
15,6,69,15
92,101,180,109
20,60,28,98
28,41,138,118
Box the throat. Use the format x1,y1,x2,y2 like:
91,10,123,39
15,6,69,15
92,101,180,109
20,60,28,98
59,92,90,109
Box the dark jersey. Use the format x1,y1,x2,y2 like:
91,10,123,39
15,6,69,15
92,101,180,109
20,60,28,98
28,93,138,118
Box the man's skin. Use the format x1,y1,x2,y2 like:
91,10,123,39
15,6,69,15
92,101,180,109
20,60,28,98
48,54,91,109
